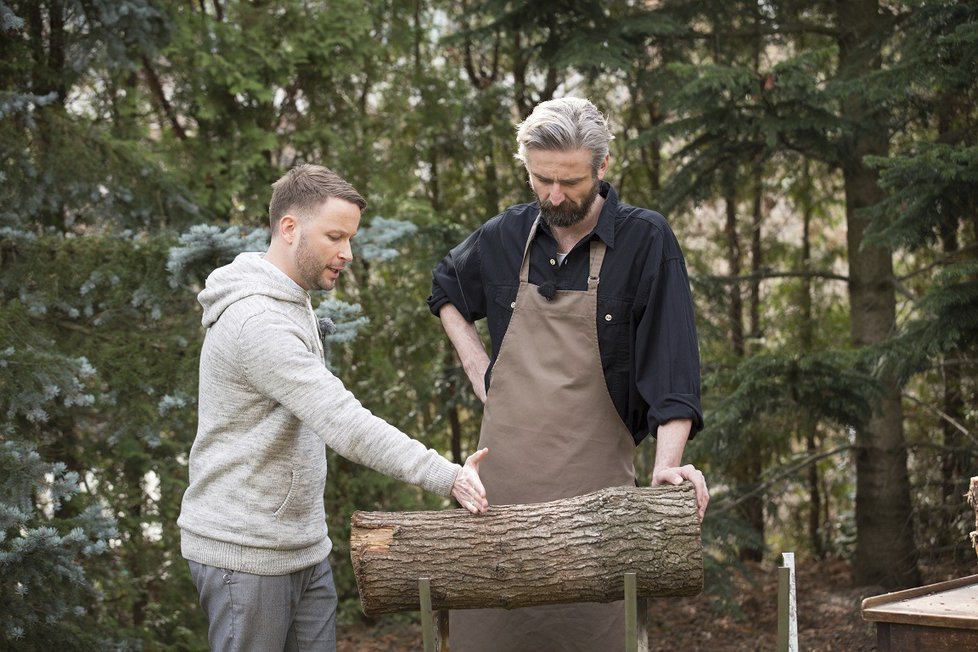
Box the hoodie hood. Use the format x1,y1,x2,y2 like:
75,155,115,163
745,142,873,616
199,252,308,328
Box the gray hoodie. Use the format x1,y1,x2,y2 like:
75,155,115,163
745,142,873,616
178,252,459,575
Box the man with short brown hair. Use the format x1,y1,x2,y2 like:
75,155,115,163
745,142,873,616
179,164,489,651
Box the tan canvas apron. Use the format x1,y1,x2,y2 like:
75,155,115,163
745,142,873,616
450,218,637,652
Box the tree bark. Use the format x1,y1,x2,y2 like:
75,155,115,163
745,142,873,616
350,485,703,616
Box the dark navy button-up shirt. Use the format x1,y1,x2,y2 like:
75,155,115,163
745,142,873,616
428,181,703,444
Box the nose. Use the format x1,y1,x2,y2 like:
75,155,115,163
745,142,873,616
548,184,566,206
340,239,353,261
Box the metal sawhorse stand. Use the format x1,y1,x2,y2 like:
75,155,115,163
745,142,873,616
418,572,649,652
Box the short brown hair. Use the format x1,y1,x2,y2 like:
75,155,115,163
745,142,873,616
268,164,366,229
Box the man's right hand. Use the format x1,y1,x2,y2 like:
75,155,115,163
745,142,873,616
452,448,490,514
652,464,709,521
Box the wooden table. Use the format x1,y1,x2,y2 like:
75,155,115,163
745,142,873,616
861,574,978,651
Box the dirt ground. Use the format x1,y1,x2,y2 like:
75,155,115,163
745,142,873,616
336,557,977,651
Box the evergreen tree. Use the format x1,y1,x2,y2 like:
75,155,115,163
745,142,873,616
0,440,118,650
0,0,199,231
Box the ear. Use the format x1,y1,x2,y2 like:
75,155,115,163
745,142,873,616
278,214,300,245
596,154,611,181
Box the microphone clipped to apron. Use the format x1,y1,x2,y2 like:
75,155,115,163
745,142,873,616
537,281,557,300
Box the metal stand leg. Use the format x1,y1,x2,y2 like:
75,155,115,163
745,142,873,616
420,578,435,652
437,609,449,651
777,552,798,652
637,597,649,652
625,572,649,652
420,578,449,652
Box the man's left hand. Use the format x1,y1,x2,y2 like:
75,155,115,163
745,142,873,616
651,464,709,521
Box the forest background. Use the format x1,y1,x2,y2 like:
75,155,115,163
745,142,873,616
1,0,976,649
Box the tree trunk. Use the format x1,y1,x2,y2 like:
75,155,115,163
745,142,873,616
940,223,966,548
724,179,765,561
799,159,824,559
748,173,763,347
837,0,920,590
724,183,744,357
350,485,702,616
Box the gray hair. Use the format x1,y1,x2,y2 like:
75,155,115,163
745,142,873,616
514,97,614,173
268,164,366,230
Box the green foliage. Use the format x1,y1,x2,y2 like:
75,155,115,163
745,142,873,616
166,224,269,287
867,144,978,249
0,440,117,649
650,48,844,214
708,352,876,441
878,260,978,384
0,229,206,647
0,1,199,231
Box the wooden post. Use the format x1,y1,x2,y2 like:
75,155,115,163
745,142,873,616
350,484,703,616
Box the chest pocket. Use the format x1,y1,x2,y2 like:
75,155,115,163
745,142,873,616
597,295,633,368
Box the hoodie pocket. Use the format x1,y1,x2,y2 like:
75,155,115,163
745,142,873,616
273,469,299,518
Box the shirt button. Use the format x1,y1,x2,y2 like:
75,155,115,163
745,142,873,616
604,314,613,321
510,302,516,309
549,258,557,266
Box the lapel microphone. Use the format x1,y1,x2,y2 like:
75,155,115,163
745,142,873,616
537,282,557,300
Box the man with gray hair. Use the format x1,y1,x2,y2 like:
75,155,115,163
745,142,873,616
428,98,708,651
179,164,489,651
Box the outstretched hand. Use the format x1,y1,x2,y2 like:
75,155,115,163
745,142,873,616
651,463,709,521
452,448,490,514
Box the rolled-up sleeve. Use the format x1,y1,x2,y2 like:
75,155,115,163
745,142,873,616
634,231,704,438
427,226,486,321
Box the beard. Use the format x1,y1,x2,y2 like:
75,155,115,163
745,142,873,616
539,179,600,228
294,233,332,291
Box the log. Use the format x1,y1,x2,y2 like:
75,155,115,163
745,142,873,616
969,476,978,561
350,484,703,616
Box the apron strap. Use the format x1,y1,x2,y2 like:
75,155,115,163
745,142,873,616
518,217,540,284
587,240,606,291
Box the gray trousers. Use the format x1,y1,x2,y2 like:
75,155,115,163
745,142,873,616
188,558,338,652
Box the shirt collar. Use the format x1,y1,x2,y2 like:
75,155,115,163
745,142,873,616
536,181,619,249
